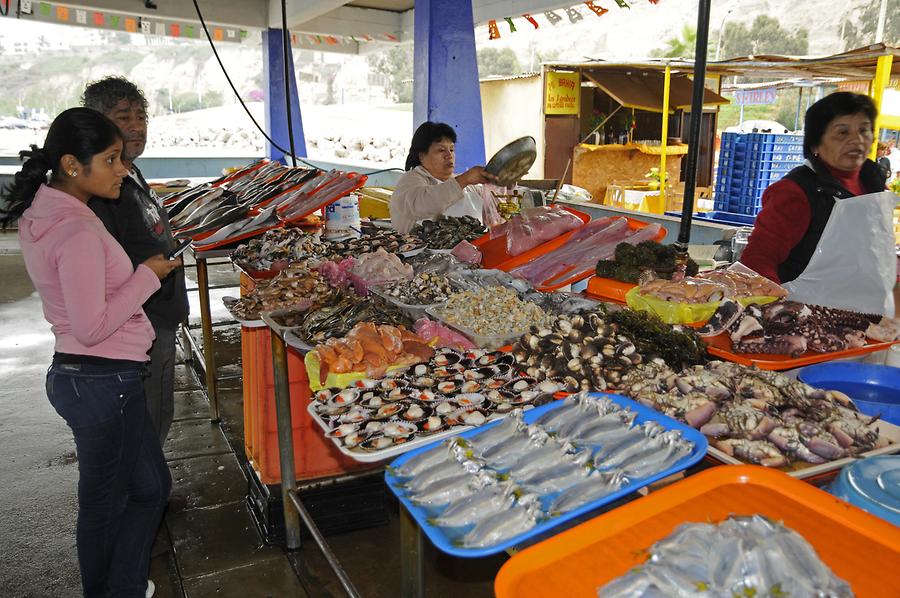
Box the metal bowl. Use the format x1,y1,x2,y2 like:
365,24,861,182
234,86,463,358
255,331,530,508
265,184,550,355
485,136,537,187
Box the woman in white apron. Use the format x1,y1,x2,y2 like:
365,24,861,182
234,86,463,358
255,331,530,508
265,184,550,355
390,121,496,234
740,92,898,316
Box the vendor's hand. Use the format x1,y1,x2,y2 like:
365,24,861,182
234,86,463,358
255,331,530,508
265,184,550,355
456,166,497,188
143,254,182,280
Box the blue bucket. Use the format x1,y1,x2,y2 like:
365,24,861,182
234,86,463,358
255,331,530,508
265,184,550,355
827,456,900,526
798,362,900,426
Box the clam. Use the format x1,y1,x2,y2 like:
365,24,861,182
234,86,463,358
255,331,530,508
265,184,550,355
402,403,431,423
319,402,350,417
485,378,507,390
386,387,414,402
494,354,515,366
464,349,486,361
432,351,461,367
492,401,514,413
432,367,455,379
364,421,384,434
419,415,446,434
379,379,401,391
343,429,370,448
326,423,359,438
381,420,418,438
455,393,485,408
373,403,405,420
434,401,457,416
353,378,379,389
460,380,483,394
504,377,536,393
413,376,436,389
492,364,514,379
333,388,360,405
487,389,515,404
416,389,441,402
449,408,489,427
463,368,487,381
477,353,498,366
358,435,395,451
360,395,385,409
339,407,371,424
314,389,336,403
510,390,540,405
536,379,563,394
413,364,429,377
437,380,460,394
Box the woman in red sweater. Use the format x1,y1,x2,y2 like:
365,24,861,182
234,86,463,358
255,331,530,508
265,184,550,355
741,92,887,285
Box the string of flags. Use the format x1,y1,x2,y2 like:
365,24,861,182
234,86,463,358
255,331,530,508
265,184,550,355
488,0,660,40
13,1,404,46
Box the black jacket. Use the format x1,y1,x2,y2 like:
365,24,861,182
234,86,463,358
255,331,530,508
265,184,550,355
89,166,189,330
778,156,887,283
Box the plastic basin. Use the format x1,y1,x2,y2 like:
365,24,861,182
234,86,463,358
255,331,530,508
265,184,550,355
798,362,900,426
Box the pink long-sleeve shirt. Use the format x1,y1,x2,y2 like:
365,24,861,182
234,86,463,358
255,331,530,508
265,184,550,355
18,184,161,362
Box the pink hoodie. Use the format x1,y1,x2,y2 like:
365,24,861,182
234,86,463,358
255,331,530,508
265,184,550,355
18,184,161,362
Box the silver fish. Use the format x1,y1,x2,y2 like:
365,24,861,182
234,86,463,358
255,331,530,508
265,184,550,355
466,409,526,455
408,470,495,507
429,483,516,528
460,496,541,548
548,470,628,514
519,459,591,495
482,427,550,471
390,439,462,479
403,455,480,494
505,439,579,479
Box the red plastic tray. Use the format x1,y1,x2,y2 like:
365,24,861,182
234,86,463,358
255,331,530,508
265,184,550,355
704,333,899,371
584,276,636,304
495,465,900,598
535,218,667,292
471,206,591,270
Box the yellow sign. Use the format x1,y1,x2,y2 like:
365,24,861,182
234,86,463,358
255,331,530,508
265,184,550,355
545,71,581,115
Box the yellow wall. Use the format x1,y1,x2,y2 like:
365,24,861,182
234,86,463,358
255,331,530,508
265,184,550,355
480,76,545,179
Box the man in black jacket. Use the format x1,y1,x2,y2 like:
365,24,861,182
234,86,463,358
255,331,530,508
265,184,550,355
84,77,189,447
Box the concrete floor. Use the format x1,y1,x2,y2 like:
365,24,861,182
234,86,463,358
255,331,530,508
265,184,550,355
0,231,505,597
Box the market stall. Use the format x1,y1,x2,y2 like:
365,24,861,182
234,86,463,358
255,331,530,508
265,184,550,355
163,155,900,598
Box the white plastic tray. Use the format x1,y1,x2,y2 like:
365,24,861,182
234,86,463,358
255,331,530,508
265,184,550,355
306,401,509,463
706,418,900,480
424,306,528,351
222,296,267,328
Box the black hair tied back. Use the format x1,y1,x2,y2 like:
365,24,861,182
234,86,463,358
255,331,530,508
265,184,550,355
0,145,52,229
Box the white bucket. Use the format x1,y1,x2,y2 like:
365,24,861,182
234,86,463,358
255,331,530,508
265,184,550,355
324,193,361,240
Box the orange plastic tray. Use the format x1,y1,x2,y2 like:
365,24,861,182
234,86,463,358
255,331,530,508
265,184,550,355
584,276,637,304
534,218,667,292
470,206,591,270
704,333,899,371
495,465,900,598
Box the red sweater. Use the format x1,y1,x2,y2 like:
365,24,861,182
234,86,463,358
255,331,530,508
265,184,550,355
741,165,864,283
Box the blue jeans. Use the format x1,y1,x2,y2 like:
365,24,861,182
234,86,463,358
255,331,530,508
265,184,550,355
46,361,171,598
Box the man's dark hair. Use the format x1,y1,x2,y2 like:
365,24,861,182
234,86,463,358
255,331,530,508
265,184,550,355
405,121,457,171
82,76,149,114
803,92,878,159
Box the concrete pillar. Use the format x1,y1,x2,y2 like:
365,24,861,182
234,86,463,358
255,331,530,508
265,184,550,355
413,0,486,170
262,28,307,163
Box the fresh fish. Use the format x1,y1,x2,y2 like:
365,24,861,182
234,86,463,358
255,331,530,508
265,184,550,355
465,409,526,454
408,470,495,507
560,410,637,445
460,497,541,548
519,458,591,495
532,396,581,430
482,427,549,471
594,422,662,465
390,439,461,479
548,470,628,514
505,439,579,479
616,434,694,479
403,455,480,494
429,483,516,528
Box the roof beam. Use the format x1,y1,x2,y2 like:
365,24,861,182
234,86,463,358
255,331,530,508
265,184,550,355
269,0,348,29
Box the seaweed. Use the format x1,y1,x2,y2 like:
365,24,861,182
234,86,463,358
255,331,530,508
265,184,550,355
605,308,706,369
595,260,619,278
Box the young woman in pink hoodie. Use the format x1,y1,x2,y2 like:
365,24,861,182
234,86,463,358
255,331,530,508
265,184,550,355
1,108,181,598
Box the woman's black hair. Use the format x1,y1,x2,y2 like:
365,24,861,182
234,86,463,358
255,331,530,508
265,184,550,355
803,92,878,159
0,107,122,229
405,121,457,171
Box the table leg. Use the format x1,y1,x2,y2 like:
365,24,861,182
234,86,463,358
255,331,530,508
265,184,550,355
271,331,301,550
194,257,219,422
400,504,424,598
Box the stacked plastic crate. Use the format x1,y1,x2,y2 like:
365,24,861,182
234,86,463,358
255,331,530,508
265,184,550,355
714,132,805,215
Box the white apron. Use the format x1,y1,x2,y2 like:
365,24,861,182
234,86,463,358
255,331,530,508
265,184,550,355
781,190,898,316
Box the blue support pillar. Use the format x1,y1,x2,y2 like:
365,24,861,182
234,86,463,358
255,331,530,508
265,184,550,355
262,28,307,163
413,0,485,170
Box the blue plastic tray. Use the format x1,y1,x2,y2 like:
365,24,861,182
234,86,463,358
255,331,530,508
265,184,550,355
798,362,900,426
385,393,708,558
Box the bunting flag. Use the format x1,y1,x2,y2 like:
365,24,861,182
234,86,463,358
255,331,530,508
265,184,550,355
18,0,248,44
544,10,563,25
584,2,609,17
487,0,656,40
565,7,583,23
488,19,500,40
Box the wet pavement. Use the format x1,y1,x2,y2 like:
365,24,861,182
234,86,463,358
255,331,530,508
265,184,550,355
0,232,503,597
